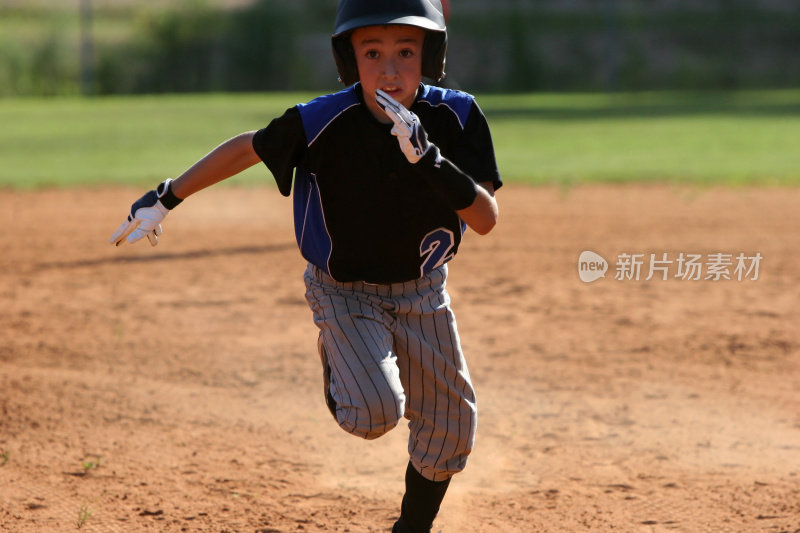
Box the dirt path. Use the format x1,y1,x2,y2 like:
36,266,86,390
1,185,798,532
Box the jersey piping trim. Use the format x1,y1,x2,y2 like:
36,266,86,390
306,102,360,147
298,85,362,148
417,85,474,131
299,172,337,281
417,100,466,130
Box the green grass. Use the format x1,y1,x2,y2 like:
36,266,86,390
480,90,800,186
0,93,317,188
1,90,799,189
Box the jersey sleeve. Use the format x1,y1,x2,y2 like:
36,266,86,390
252,107,307,197
452,101,502,191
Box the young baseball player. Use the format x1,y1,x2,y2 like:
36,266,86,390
110,1,501,530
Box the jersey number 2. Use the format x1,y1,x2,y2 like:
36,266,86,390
419,228,455,277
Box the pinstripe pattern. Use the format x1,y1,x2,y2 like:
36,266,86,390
304,263,477,482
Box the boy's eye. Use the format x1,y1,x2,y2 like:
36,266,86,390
365,50,379,59
399,49,415,58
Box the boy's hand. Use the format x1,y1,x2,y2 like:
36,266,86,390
109,179,182,247
376,89,437,164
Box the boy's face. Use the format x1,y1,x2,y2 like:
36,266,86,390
351,24,425,123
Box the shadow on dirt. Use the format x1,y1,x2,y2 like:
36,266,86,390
34,242,296,271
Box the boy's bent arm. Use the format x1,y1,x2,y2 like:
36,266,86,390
171,131,261,199
456,182,498,236
374,90,498,236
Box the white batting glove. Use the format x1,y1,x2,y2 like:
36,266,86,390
109,179,182,247
375,89,437,164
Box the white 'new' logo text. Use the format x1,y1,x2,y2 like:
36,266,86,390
578,251,608,283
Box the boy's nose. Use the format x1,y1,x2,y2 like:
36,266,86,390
383,58,399,77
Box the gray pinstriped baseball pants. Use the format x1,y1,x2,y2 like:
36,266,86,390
304,263,477,482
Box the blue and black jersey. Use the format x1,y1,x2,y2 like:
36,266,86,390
252,83,501,284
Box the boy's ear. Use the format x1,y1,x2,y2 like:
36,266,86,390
333,34,360,86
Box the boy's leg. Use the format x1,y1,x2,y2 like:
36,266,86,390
395,265,478,481
393,265,478,530
305,265,406,439
392,461,451,533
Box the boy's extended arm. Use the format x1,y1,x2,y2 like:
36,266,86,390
110,131,260,246
171,131,260,199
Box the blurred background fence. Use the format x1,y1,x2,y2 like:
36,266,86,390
1,0,798,97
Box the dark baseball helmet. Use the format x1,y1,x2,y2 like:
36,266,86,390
332,0,447,86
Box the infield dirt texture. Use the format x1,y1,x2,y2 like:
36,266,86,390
1,184,798,532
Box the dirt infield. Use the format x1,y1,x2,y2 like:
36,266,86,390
1,185,798,533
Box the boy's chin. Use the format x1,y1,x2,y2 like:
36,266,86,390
389,92,412,106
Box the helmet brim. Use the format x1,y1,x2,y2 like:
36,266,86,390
333,15,445,37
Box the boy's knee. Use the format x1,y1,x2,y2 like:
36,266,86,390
339,415,399,440
335,394,405,440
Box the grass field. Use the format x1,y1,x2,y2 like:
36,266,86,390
1,89,799,189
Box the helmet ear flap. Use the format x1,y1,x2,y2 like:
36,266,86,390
422,31,447,82
332,34,359,86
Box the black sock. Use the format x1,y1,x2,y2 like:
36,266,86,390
393,462,451,533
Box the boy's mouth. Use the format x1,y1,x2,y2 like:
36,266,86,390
380,87,402,97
